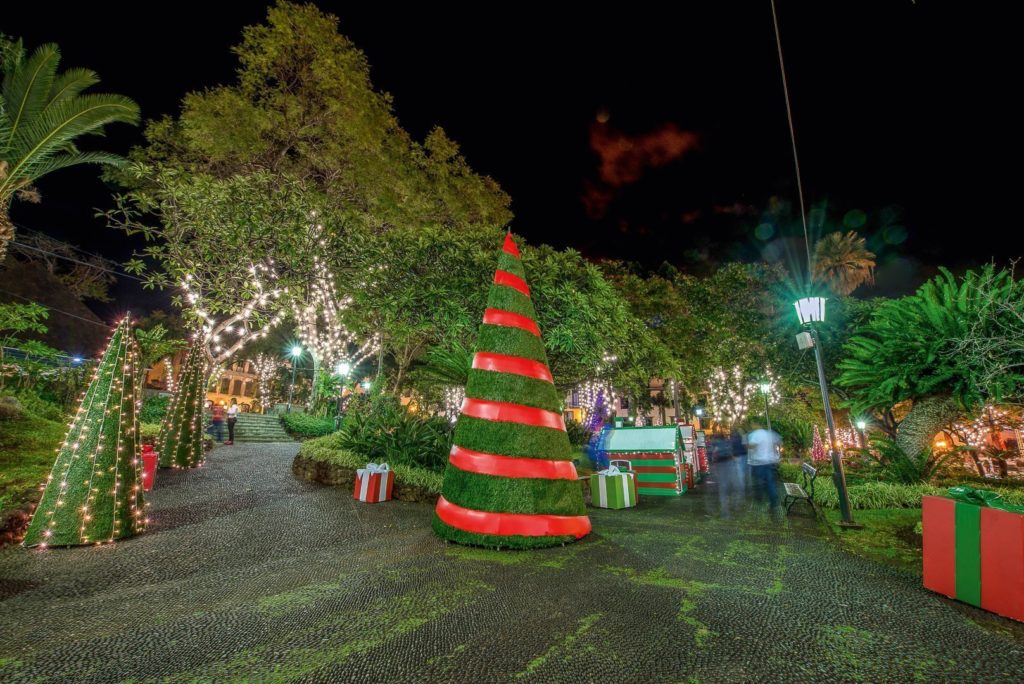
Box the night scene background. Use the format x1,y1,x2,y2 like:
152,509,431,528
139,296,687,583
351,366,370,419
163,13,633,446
2,1,1017,319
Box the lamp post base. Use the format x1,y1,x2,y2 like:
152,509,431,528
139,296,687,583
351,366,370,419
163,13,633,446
834,520,865,530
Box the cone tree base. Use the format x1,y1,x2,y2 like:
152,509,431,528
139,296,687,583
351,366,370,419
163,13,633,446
432,516,579,550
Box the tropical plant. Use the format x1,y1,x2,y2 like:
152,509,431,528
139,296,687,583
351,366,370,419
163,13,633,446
134,323,185,368
0,38,139,260
812,231,876,296
280,411,336,438
858,436,952,484
838,265,1024,459
337,395,453,471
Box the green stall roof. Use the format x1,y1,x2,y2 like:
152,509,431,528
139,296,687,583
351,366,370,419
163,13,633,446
604,426,680,453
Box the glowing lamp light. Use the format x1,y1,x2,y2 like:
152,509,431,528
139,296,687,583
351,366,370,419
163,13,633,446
290,345,303,358
856,420,867,431
694,407,704,417
336,361,351,377
361,379,371,391
759,382,771,394
794,297,826,325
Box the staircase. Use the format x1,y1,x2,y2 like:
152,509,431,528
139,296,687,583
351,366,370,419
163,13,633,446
229,413,293,443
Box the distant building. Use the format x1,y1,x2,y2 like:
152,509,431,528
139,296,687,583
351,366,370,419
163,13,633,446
144,353,259,412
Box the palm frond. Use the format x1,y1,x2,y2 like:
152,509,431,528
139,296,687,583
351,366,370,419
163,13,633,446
2,42,60,148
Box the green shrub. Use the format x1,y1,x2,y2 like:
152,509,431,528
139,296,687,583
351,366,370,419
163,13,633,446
297,435,444,494
139,422,161,444
281,411,336,437
337,395,452,471
5,390,63,422
140,394,170,424
564,418,591,448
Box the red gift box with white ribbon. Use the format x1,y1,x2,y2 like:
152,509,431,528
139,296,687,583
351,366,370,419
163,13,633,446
354,462,394,503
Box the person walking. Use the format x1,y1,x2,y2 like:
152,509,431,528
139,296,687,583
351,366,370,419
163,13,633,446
210,403,225,444
746,418,781,511
226,398,239,445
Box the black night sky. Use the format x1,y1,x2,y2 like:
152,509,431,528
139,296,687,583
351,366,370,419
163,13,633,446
3,2,1017,320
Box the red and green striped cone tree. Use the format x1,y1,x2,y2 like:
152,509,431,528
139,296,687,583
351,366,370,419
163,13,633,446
23,317,147,547
156,341,206,468
433,234,592,549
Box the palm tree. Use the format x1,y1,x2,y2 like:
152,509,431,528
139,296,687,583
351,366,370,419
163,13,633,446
812,231,876,296
0,38,139,260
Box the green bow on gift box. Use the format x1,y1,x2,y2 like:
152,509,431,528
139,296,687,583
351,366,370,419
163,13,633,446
947,486,1024,514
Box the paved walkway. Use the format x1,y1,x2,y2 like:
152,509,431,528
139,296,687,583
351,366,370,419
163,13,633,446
2,443,1023,683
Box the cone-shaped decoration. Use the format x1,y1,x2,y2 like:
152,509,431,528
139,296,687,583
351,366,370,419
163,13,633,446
23,317,146,547
433,234,592,548
157,341,206,468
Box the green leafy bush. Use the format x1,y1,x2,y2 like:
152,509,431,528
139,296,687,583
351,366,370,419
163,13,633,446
337,395,453,471
857,436,952,484
281,411,336,438
298,434,444,493
140,394,170,424
139,422,161,444
564,418,591,448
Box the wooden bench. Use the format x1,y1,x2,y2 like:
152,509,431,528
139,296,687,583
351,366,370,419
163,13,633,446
783,462,817,514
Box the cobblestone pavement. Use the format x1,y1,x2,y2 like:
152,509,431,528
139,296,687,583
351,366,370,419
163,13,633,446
3,443,1024,683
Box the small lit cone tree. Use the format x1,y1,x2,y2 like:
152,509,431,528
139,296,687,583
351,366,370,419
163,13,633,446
811,424,827,463
156,342,206,468
23,317,147,547
433,234,592,549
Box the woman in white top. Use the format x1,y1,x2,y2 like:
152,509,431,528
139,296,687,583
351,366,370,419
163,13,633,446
226,398,239,445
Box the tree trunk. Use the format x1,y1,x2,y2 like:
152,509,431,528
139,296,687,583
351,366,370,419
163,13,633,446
0,204,14,263
896,395,961,460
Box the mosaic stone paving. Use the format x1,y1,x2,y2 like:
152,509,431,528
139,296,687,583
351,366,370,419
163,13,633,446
2,442,1024,683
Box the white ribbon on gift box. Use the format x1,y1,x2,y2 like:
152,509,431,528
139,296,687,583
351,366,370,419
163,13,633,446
596,467,633,507
357,462,392,501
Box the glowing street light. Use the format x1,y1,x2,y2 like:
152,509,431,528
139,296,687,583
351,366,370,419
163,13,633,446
286,345,303,414
794,297,857,527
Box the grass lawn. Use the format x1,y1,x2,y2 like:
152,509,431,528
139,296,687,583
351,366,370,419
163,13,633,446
824,507,922,573
0,410,65,523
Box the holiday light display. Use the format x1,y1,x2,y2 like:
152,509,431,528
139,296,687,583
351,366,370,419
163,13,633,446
954,406,1020,447
706,366,780,426
811,424,827,462
442,386,465,424
162,356,175,394
156,342,206,468
180,262,286,366
23,317,147,548
251,353,281,413
294,249,379,378
574,380,617,430
433,234,591,548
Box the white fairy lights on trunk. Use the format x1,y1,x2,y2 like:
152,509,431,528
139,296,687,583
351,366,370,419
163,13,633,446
294,251,379,374
252,353,281,413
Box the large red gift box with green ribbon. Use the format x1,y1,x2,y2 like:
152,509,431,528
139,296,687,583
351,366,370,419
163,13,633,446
922,494,1024,622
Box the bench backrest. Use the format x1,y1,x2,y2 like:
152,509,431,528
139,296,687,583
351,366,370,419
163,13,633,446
801,462,817,499
609,459,633,471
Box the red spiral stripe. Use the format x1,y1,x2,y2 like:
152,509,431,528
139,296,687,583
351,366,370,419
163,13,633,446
482,308,540,337
448,445,578,480
472,352,552,383
460,398,566,431
435,496,592,538
494,269,531,297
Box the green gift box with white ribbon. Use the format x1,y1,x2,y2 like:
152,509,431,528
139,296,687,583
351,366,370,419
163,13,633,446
589,466,637,510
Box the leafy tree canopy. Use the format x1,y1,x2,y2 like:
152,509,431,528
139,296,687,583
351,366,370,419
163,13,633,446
126,1,511,232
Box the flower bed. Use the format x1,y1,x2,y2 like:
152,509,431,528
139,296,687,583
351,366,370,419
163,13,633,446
292,433,443,504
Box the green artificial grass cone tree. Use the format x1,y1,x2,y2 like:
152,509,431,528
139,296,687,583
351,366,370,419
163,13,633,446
156,341,206,468
433,234,591,549
23,317,147,547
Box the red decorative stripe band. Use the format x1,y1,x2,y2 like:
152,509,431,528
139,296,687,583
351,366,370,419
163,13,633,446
461,397,566,431
449,445,578,480
472,352,552,383
494,269,530,297
436,496,591,538
482,308,540,337
503,233,521,257
632,466,679,474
